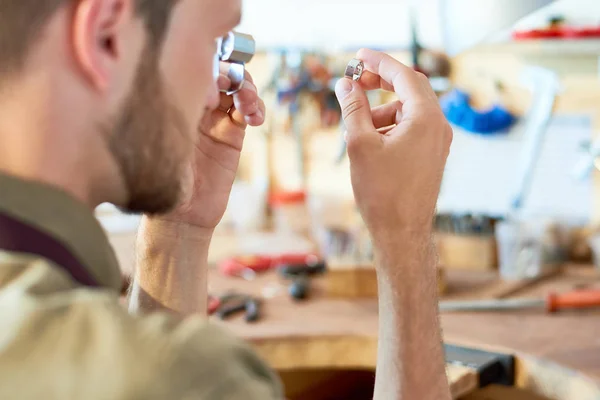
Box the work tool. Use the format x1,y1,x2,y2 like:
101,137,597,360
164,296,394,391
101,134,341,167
445,344,514,390
211,293,262,323
278,261,327,278
510,66,560,212
217,31,255,95
440,88,516,135
487,268,562,299
440,289,600,313
278,261,327,301
344,59,364,82
435,214,496,236
219,253,321,277
289,276,310,301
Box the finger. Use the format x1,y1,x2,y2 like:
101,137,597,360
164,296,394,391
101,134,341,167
218,62,251,93
335,78,375,137
219,62,232,76
377,126,396,135
356,48,427,104
243,98,265,127
217,74,232,92
218,92,234,113
371,101,403,129
228,106,248,129
233,80,260,117
415,71,437,100
357,70,394,92
244,70,255,84
210,111,246,151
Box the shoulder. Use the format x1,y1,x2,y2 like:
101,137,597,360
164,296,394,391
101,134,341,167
0,254,283,400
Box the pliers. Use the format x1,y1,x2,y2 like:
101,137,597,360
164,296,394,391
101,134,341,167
208,293,261,323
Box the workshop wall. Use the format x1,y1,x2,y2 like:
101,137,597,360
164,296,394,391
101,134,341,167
238,0,444,50
239,0,600,52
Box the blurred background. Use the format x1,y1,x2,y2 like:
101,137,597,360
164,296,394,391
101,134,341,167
102,2,600,397
103,0,600,271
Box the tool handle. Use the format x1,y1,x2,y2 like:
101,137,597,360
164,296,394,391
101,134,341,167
245,299,261,323
547,289,600,313
217,301,247,320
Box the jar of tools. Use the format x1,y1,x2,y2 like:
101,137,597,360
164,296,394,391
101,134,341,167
269,190,312,238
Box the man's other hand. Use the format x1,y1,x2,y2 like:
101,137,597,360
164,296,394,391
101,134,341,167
335,49,452,249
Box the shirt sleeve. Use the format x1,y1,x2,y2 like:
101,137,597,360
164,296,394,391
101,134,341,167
0,256,284,400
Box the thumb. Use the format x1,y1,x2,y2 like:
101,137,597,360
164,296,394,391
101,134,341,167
335,78,375,137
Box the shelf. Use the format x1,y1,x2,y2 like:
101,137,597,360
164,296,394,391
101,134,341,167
474,39,600,57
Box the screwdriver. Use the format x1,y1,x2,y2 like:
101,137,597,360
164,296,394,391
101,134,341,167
440,289,600,313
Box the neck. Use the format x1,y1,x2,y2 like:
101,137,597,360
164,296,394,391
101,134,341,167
0,76,126,210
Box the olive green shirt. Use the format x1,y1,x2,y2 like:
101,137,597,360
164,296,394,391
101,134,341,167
0,172,283,400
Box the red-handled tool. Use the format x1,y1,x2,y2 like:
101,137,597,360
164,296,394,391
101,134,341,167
440,289,600,314
219,253,321,277
546,289,600,313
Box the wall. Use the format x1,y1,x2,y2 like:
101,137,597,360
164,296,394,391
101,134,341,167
238,0,444,51
238,0,600,53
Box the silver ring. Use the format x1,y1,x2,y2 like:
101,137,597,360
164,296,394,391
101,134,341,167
345,59,364,82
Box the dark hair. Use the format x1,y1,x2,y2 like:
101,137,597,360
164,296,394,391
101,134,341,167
0,0,176,79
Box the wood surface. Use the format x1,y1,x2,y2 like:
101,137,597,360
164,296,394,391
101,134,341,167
111,232,600,400
436,234,498,271
323,267,378,298
463,384,550,400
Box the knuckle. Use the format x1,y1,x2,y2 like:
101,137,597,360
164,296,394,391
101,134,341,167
346,135,363,158
342,97,364,120
415,71,428,81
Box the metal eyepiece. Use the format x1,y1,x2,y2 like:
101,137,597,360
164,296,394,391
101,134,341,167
218,31,256,95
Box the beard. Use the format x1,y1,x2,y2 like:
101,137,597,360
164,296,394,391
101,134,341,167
106,45,190,215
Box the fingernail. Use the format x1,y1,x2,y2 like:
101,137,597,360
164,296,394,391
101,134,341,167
335,78,353,99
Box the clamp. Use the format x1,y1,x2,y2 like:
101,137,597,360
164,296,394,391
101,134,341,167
217,31,256,95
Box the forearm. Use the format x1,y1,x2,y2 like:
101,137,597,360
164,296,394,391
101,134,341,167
373,231,450,400
128,217,212,317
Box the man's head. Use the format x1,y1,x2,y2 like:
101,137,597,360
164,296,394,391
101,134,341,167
0,0,242,213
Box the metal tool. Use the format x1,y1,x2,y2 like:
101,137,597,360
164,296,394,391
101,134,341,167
212,293,262,323
217,31,256,95
440,289,600,313
344,59,364,82
445,344,514,389
510,66,560,213
278,261,327,278
289,276,310,301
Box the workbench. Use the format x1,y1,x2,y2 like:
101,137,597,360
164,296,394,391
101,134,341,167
110,232,600,399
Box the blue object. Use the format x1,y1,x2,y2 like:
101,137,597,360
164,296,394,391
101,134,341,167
440,89,516,135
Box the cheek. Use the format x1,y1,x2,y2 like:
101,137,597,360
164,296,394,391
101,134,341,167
160,39,215,126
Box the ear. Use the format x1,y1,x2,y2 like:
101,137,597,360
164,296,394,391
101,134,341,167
71,0,134,92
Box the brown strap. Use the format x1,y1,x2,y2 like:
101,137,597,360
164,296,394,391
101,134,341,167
0,211,98,287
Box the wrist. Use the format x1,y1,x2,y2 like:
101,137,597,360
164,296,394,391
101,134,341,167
371,225,433,256
372,228,436,279
139,216,214,243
